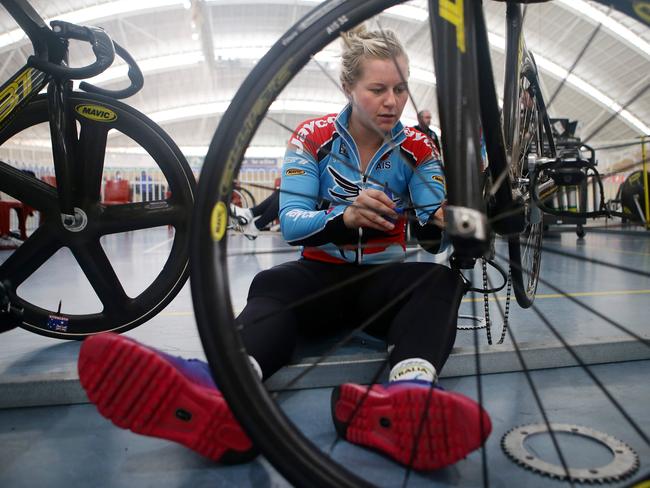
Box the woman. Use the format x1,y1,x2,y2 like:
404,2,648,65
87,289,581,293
78,26,490,471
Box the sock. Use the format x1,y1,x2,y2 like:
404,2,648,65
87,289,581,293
389,358,438,384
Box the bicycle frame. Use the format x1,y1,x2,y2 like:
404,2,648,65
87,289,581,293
429,0,497,268
429,1,555,268
1,0,142,219
0,1,80,219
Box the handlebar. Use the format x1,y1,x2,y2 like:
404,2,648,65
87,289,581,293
79,41,144,99
27,20,115,80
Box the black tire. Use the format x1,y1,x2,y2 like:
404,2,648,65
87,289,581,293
191,2,402,487
505,60,554,308
236,186,256,208
0,92,195,339
499,6,555,308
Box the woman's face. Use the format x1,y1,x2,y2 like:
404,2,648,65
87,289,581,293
346,55,409,135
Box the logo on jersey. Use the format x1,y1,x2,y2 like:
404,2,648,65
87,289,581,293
285,168,306,176
376,160,392,170
285,156,310,166
327,167,360,201
432,175,445,184
290,115,336,153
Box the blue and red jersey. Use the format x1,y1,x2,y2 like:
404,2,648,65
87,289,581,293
279,104,446,264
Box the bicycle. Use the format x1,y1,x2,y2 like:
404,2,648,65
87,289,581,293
0,0,195,338
231,181,257,209
190,1,649,487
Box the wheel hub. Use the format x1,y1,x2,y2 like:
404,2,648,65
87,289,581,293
61,207,88,232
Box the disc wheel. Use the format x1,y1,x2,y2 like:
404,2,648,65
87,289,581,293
0,92,195,338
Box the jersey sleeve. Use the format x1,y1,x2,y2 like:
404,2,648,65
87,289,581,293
279,145,356,246
409,155,446,224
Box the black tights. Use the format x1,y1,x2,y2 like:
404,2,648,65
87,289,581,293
236,259,465,379
251,190,280,230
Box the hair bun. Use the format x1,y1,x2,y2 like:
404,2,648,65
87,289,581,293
340,24,369,48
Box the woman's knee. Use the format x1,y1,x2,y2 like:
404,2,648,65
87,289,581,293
247,262,311,301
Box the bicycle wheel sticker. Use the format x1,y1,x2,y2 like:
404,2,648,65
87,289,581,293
210,201,228,241
74,104,118,122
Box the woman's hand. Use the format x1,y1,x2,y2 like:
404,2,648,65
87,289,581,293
432,200,447,228
343,189,398,232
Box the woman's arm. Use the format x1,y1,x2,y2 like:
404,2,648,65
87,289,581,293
279,145,357,246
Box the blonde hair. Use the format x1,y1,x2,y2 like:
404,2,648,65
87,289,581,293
339,24,409,89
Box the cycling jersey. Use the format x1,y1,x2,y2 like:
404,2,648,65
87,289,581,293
279,104,445,264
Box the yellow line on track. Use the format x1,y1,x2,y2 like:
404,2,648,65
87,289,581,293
462,289,650,303
159,289,650,313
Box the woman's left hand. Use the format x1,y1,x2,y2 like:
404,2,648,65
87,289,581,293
432,201,447,228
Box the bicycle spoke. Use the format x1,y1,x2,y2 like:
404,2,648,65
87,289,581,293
76,119,109,204
308,49,445,210
540,244,650,279
485,271,574,486
327,358,389,455
270,258,438,395
69,240,129,317
583,81,650,144
470,268,490,488
266,115,413,204
0,225,60,287
494,252,650,446
493,249,650,348
98,201,186,234
529,301,650,446
238,180,441,231
232,247,433,329
546,22,604,110
0,160,58,211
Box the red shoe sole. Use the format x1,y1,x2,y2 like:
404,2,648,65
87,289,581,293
78,333,254,463
332,383,491,471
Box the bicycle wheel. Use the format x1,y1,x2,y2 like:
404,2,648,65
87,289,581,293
191,2,413,486
500,5,555,308
191,0,646,486
0,92,195,338
504,61,552,307
237,186,257,209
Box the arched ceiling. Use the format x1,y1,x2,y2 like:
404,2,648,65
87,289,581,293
1,0,648,160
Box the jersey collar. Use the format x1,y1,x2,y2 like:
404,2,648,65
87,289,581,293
334,104,406,152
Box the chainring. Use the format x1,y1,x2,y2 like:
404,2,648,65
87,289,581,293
502,423,639,483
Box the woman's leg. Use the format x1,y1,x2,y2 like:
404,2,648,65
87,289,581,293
331,263,489,471
357,262,465,374
237,259,350,378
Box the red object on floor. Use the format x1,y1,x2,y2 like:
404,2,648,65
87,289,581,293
0,199,26,233
103,179,130,205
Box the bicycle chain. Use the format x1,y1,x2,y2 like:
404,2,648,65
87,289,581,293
484,258,511,345
457,259,511,345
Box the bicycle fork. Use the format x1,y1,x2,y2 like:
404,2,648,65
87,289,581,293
429,0,491,269
47,77,80,226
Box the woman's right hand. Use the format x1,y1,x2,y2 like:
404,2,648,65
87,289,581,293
343,189,398,232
